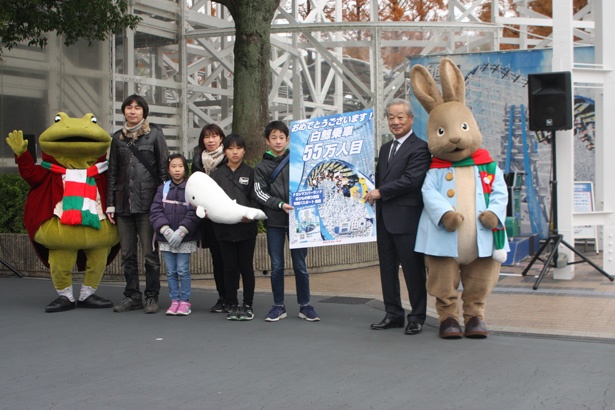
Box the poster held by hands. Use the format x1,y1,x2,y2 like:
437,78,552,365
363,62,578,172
289,109,376,249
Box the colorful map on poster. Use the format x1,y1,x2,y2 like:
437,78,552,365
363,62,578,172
288,108,376,248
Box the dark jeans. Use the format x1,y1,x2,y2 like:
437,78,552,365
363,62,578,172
266,227,310,306
116,213,160,299
219,237,256,306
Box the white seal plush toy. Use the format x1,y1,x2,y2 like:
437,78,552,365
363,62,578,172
186,172,267,224
412,58,509,339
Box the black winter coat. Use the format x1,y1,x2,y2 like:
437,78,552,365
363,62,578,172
210,163,258,242
253,150,290,229
107,123,169,215
191,146,228,248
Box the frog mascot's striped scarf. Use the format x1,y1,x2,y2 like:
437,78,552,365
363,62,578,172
40,161,108,229
430,148,507,263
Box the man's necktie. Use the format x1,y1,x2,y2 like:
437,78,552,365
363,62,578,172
388,140,399,165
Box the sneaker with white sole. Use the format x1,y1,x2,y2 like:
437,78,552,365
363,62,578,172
176,301,191,316
299,304,320,321
209,299,228,313
265,305,287,322
239,304,254,321
166,300,180,316
226,305,240,321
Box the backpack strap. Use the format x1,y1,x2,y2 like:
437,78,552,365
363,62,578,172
162,180,171,201
120,135,161,184
162,180,188,208
269,155,289,184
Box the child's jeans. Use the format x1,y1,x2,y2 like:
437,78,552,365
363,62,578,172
162,251,191,301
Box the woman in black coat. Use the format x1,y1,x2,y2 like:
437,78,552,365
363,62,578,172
191,123,230,313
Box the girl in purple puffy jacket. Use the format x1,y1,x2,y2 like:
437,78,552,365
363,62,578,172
150,153,201,316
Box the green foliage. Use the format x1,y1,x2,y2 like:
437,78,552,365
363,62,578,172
257,219,266,234
0,0,141,55
0,173,28,233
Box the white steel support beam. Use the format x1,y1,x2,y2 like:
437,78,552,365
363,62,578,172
180,0,189,154
572,0,615,273
371,0,383,150
551,0,575,279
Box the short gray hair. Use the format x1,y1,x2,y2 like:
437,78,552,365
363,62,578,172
385,98,413,117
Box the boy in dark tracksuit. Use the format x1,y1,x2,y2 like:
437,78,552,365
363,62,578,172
211,134,258,321
253,121,320,322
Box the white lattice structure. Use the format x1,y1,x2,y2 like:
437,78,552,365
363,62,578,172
1,0,614,274
0,0,598,152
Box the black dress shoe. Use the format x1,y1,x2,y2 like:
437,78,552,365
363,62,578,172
370,318,404,330
77,294,113,309
45,296,76,313
404,321,423,335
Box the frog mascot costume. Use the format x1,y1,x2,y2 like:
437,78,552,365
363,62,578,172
6,113,120,312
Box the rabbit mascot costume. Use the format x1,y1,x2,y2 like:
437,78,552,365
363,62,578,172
411,58,509,339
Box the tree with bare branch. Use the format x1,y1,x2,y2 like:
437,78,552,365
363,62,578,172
212,0,280,162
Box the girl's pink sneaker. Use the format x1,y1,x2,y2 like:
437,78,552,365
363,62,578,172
166,300,180,316
176,301,192,316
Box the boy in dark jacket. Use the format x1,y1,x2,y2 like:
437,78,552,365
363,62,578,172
253,121,320,322
211,134,258,321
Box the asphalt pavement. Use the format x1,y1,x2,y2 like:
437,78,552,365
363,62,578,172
1,276,614,410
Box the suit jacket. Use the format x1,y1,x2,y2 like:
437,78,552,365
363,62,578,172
376,132,431,234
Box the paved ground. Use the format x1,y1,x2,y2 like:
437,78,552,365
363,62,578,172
1,249,615,410
300,249,615,341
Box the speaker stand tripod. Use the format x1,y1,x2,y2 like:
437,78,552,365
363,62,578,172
0,257,23,278
0,238,23,278
521,131,614,289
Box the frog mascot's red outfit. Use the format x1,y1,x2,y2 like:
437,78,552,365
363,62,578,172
6,113,120,312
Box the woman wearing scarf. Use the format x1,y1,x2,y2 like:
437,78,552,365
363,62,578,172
192,124,230,313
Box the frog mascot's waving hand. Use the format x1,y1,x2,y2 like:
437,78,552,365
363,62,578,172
411,58,509,339
6,113,120,312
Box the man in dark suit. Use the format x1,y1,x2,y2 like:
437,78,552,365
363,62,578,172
364,98,431,335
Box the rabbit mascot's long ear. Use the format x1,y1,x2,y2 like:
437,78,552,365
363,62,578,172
410,63,443,114
410,57,466,114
